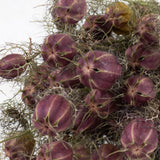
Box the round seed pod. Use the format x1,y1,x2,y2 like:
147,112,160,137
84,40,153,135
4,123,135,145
52,0,87,25
106,2,135,35
121,118,158,159
83,15,113,40
0,54,26,79
50,65,80,88
32,94,72,136
21,84,36,108
91,144,123,160
123,75,156,106
85,89,117,118
37,141,73,160
136,14,160,46
76,50,122,90
73,144,90,160
4,131,35,160
41,34,77,67
125,43,160,70
73,106,100,134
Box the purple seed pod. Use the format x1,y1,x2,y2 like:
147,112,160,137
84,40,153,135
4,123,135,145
32,94,72,136
37,141,73,160
121,118,158,159
83,15,113,40
73,106,100,134
85,89,117,118
136,14,160,46
21,84,36,107
4,131,35,160
76,50,122,90
55,65,80,88
73,144,90,160
0,54,26,79
53,0,87,25
123,75,156,106
41,34,77,67
125,43,160,70
105,2,135,35
91,144,123,160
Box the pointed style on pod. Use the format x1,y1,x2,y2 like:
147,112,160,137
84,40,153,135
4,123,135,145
4,131,35,160
85,89,117,118
76,50,122,90
0,54,26,79
105,2,136,35
41,33,77,67
123,75,156,106
52,0,87,25
125,43,160,70
91,144,123,160
37,141,73,160
32,94,72,136
121,118,158,159
83,15,113,40
136,14,160,46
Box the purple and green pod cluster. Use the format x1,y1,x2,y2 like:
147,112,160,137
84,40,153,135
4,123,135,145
123,75,156,106
0,54,26,79
76,50,122,90
121,118,158,159
4,131,35,160
83,15,113,40
85,89,116,118
53,0,87,25
41,33,77,67
125,43,160,70
37,140,73,160
91,144,123,160
32,94,72,136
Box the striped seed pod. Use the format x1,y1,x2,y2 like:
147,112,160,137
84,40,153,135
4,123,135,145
125,43,160,70
76,50,122,90
85,89,117,118
136,14,160,46
123,75,156,106
53,0,87,25
83,15,113,40
41,34,77,67
91,144,123,160
37,141,73,160
32,94,72,136
0,54,26,79
121,118,158,159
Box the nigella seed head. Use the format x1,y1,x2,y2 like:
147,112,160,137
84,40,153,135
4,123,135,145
0,54,26,79
121,118,158,159
32,94,72,136
76,50,122,90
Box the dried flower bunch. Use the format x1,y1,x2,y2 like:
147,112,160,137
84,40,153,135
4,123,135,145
0,0,160,160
